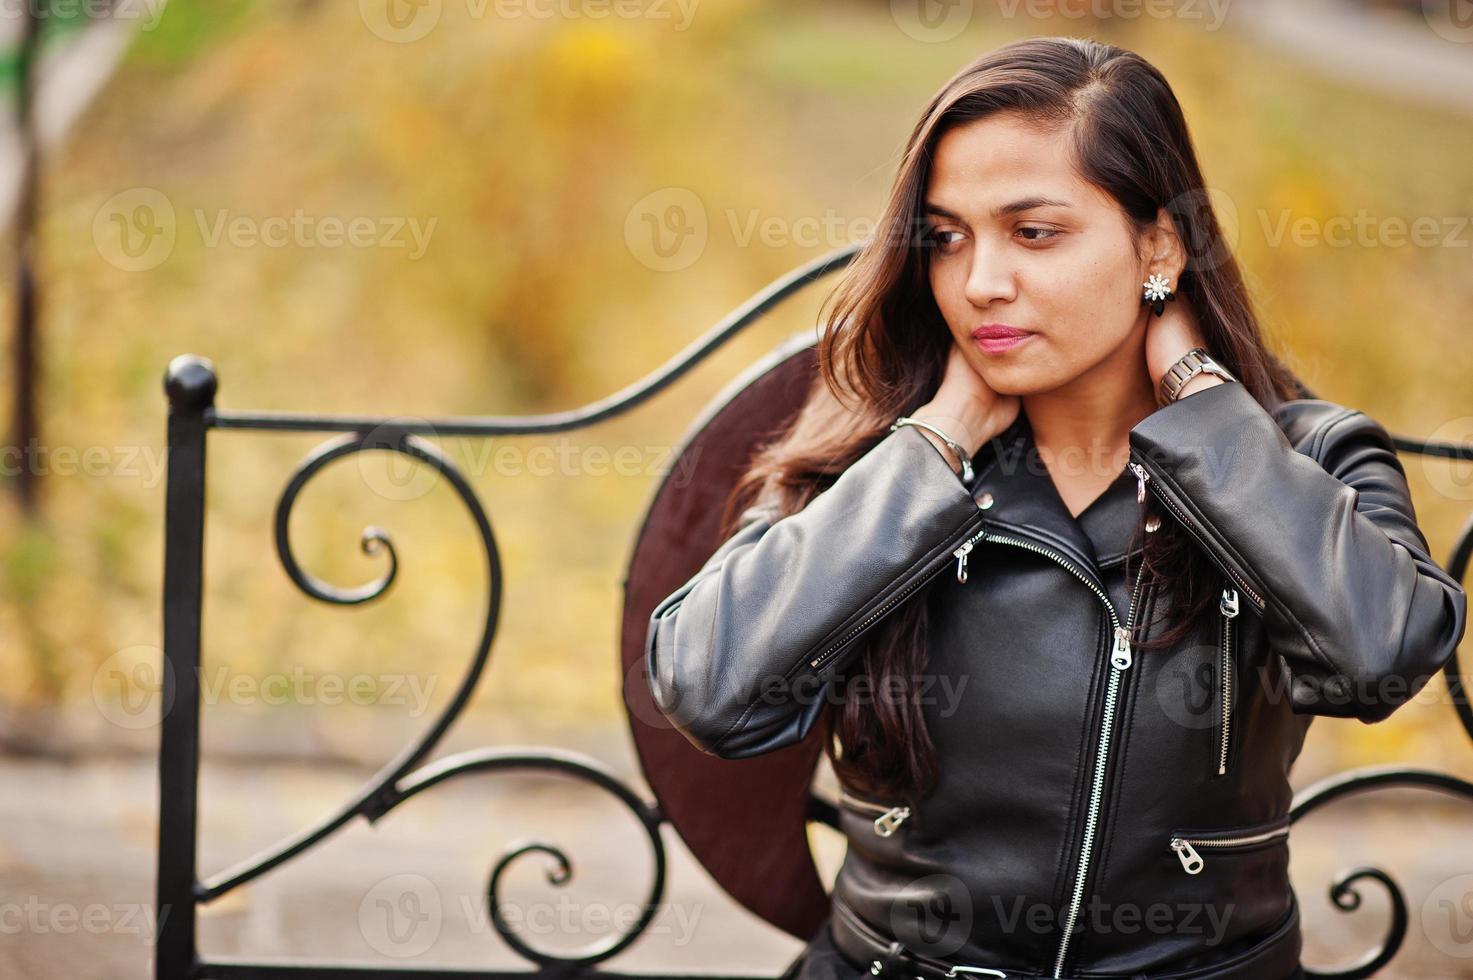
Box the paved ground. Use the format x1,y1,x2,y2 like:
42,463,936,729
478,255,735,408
3,716,1473,980
0,719,826,980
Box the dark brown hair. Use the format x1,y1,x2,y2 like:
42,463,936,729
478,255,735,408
720,36,1302,803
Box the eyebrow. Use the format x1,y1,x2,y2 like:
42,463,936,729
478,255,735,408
924,196,1073,221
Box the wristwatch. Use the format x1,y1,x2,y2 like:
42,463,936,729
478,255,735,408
1158,346,1237,404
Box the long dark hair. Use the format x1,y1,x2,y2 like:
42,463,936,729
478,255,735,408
719,37,1302,803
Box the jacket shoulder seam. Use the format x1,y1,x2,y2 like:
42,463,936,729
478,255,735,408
1307,407,1362,463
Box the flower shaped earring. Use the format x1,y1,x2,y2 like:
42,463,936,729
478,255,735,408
1142,272,1175,317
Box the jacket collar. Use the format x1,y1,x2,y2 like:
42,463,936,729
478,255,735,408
966,409,1145,579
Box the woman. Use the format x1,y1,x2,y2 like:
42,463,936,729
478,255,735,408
644,36,1466,980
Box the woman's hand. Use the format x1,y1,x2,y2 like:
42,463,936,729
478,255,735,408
1143,290,1223,404
912,339,1021,460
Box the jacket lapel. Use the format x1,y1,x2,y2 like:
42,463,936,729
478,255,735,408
1077,465,1147,569
967,411,1144,580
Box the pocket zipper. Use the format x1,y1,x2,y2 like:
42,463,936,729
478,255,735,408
1216,585,1240,777
803,513,988,673
837,789,912,837
1168,819,1290,875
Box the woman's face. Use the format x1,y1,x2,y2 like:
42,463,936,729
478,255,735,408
922,111,1159,396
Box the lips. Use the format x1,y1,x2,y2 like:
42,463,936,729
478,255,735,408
971,324,1036,354
971,324,1032,341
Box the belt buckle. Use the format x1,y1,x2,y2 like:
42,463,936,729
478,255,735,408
865,941,1008,980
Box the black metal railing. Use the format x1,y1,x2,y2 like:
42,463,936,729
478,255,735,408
155,245,859,980
155,243,1473,979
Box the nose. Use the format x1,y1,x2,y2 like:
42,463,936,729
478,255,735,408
961,239,1017,310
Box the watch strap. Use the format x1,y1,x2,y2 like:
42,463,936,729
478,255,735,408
1159,347,1237,403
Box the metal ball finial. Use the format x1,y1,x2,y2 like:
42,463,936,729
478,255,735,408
164,354,218,410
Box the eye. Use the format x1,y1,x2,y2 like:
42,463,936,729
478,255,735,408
1017,226,1060,243
928,227,965,251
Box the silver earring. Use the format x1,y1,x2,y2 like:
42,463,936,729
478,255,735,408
1142,272,1175,317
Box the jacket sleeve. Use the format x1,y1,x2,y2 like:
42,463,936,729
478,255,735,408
1127,380,1467,724
644,423,989,759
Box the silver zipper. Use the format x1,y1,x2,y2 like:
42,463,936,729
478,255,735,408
980,530,1148,978
1127,459,1266,611
803,515,987,672
837,789,912,837
1217,586,1239,776
953,526,989,583
1169,822,1289,875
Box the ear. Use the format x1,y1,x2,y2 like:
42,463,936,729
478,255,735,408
1140,207,1187,284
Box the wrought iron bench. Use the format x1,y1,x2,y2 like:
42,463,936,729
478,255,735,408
153,246,1473,980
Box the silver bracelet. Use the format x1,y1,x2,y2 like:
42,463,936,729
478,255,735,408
890,416,974,485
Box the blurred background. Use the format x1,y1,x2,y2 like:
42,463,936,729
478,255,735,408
2,0,1473,976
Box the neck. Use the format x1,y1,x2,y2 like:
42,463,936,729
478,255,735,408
1021,336,1159,481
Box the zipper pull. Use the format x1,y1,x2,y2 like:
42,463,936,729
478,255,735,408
954,540,975,584
1220,587,1239,618
1111,625,1133,670
874,806,911,837
1171,838,1204,874
1130,460,1160,531
1128,461,1150,504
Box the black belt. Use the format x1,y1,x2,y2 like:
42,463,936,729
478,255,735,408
827,892,1302,980
828,894,1028,979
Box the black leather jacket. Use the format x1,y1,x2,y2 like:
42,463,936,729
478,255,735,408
644,380,1467,979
